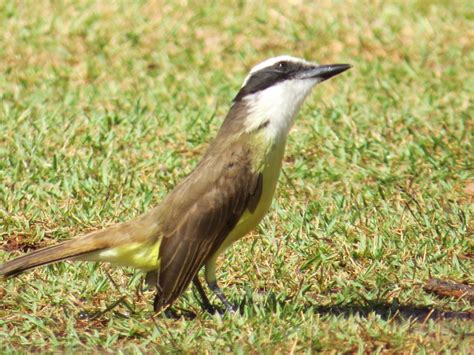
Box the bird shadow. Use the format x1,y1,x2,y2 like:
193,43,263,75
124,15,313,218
309,302,473,322
76,292,473,322
236,292,473,322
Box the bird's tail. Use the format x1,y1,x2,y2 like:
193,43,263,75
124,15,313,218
1,212,161,279
0,230,111,279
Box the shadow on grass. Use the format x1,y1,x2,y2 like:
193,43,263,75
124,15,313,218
77,300,474,322
310,302,473,322
75,291,473,322
237,292,473,322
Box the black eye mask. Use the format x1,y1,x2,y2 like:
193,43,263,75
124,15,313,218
234,61,311,102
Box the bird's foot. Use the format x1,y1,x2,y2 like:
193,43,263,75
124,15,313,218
163,307,196,320
208,281,238,314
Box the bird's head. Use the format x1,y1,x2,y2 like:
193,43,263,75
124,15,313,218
233,55,351,139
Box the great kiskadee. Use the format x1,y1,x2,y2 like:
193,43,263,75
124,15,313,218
0,56,351,314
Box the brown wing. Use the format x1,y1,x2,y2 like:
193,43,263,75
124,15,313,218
151,142,263,310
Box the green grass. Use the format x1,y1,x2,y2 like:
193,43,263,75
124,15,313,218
0,0,473,352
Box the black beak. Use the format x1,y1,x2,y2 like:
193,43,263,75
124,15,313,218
298,64,352,81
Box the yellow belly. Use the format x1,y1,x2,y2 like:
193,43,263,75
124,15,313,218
212,140,286,255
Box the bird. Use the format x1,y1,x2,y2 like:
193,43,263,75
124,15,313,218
0,55,351,314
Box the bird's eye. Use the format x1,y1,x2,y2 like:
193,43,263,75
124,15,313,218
277,61,288,70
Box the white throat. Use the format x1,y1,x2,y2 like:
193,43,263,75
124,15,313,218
243,79,318,140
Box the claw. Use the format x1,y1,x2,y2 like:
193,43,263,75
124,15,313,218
207,281,237,313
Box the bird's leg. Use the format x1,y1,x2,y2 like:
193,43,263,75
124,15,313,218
205,257,237,313
207,281,237,313
153,277,208,318
192,276,216,314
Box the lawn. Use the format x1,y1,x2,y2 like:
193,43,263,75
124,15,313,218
0,0,472,352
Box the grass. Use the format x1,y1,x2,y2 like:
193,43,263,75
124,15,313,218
0,0,472,352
